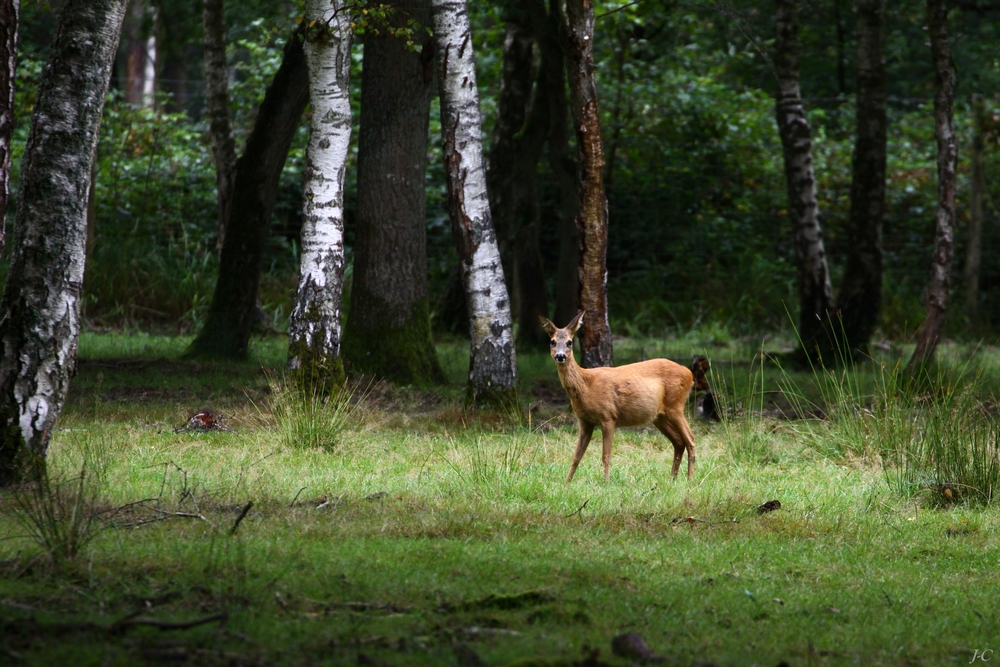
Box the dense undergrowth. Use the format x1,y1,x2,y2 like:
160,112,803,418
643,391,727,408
2,333,1000,665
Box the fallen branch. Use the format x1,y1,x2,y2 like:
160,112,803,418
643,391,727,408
229,501,254,535
289,487,307,508
670,516,740,527
1,598,37,612
147,506,211,524
110,611,228,634
141,647,263,666
564,499,590,518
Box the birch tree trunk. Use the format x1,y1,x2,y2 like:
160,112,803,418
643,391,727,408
287,0,353,389
187,26,309,360
203,0,236,251
561,0,611,368
774,0,836,364
433,0,519,407
963,94,985,321
0,0,127,486
836,0,887,358
0,0,17,252
909,0,957,369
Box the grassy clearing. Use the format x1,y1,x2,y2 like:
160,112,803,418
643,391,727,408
2,334,1000,666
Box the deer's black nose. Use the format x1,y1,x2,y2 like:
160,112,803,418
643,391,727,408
554,353,567,363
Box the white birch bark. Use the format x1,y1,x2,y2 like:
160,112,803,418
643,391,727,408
287,0,353,384
433,0,519,405
0,0,128,484
142,17,156,107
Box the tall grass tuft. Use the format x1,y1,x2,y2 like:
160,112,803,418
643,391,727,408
715,350,780,466
880,376,1000,507
267,376,368,451
443,433,533,500
783,351,1000,506
13,462,102,567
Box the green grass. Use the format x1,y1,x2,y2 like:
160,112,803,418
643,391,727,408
2,333,1000,666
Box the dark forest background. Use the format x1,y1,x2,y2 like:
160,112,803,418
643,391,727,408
10,0,1000,344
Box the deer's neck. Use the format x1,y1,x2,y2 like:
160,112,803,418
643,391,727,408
556,354,587,403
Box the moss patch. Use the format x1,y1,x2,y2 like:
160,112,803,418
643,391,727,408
343,296,446,386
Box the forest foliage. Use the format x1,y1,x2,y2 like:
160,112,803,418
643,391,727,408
8,0,1000,342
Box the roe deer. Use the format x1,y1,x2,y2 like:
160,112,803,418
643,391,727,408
540,312,696,482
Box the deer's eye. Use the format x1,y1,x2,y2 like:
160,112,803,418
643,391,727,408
567,339,573,345
549,340,556,347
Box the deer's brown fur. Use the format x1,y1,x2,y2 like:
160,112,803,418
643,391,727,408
540,312,696,482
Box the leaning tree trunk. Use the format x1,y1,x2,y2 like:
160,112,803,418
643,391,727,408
836,0,887,358
433,0,519,407
0,0,16,252
203,0,237,251
487,6,550,349
0,0,127,486
561,0,611,368
287,0,353,389
774,0,836,364
186,26,308,361
342,0,445,385
909,0,957,369
963,94,985,321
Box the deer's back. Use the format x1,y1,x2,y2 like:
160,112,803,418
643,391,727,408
572,359,693,427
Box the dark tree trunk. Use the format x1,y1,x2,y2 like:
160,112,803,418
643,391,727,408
487,12,533,271
186,27,309,360
909,0,957,369
774,0,836,363
833,0,847,96
561,0,611,368
963,94,985,320
835,0,887,358
155,1,194,114
433,0,519,406
203,0,236,251
0,0,17,251
0,0,128,486
342,0,445,385
604,23,632,190
534,0,579,328
487,6,550,349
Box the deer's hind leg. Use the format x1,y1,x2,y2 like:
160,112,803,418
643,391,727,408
655,412,696,480
567,420,596,483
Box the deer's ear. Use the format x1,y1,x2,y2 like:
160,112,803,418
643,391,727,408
538,315,557,336
567,311,585,335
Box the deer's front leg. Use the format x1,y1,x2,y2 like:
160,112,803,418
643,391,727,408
566,421,595,482
600,421,616,482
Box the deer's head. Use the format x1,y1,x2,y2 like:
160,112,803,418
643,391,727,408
539,312,584,365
